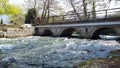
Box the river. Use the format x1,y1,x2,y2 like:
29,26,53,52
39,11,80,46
0,36,120,68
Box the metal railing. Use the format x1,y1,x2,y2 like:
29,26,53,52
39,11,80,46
37,7,120,25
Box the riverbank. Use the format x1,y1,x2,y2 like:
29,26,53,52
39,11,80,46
74,50,120,68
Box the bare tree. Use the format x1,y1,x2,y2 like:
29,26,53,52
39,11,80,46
41,0,47,21
69,0,81,20
40,0,64,23
82,0,88,20
40,0,52,23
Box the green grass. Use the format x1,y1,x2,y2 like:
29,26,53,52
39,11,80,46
79,62,87,67
78,59,94,67
87,59,93,65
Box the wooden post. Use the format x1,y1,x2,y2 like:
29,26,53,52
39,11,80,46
62,15,65,21
105,10,108,18
74,14,76,20
52,16,55,22
88,12,91,20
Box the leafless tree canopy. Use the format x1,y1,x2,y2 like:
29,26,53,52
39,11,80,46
23,0,120,24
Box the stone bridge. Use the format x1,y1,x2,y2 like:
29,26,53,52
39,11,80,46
35,21,120,39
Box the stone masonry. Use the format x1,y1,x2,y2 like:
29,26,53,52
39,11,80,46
0,27,34,38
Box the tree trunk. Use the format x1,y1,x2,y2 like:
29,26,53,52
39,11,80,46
92,1,96,19
34,0,37,10
47,0,50,23
1,19,3,24
41,0,48,23
41,0,46,20
82,0,87,20
69,0,81,20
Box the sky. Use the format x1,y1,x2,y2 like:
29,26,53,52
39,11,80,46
9,0,120,11
0,15,10,24
1,0,120,24
9,0,24,5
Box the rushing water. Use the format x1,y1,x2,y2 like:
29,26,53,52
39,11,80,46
0,36,120,68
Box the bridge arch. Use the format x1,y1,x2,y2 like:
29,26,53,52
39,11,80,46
60,28,80,37
42,29,53,36
91,27,118,39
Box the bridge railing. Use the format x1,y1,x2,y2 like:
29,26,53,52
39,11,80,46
38,7,120,24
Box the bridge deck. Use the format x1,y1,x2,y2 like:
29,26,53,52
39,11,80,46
36,21,120,28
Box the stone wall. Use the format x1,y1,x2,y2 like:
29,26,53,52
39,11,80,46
0,27,35,38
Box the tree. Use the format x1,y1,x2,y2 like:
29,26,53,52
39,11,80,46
25,8,37,25
0,0,23,25
0,0,8,14
86,0,113,19
65,0,120,20
0,19,3,24
24,0,64,24
41,0,55,23
10,13,25,25
68,0,81,20
41,0,50,23
0,7,4,14
87,0,96,19
92,1,96,19
66,0,89,20
82,0,88,20
0,0,22,15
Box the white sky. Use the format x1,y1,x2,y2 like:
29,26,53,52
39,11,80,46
9,0,24,6
9,0,120,10
1,0,120,24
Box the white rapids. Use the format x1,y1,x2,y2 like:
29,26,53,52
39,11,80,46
0,36,120,67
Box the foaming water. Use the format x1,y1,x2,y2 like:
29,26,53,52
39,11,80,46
0,36,120,67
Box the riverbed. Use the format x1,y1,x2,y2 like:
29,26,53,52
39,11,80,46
0,36,120,68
